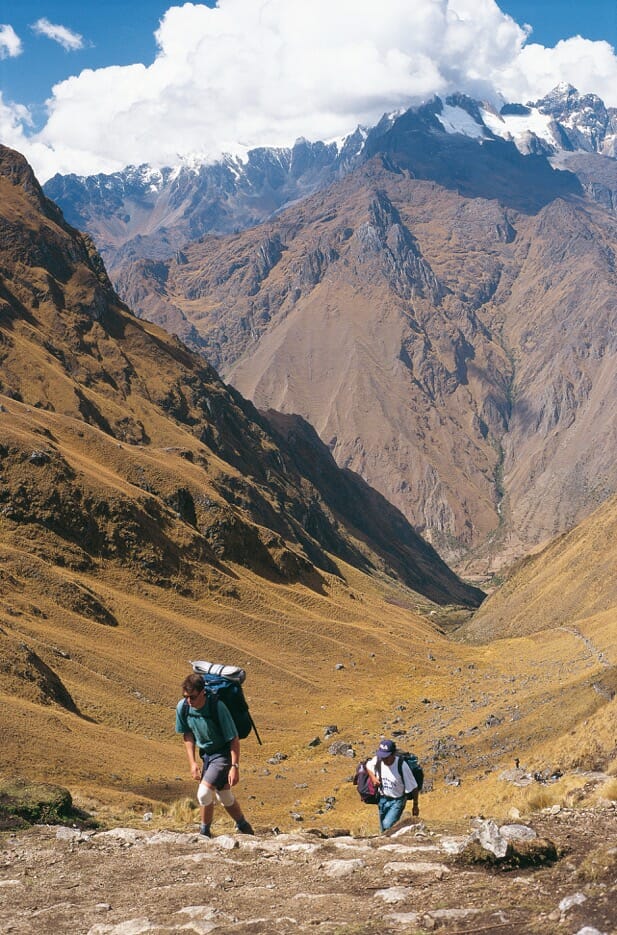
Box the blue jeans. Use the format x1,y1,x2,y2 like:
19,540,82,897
378,795,407,831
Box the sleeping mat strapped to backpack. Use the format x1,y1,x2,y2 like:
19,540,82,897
189,659,262,744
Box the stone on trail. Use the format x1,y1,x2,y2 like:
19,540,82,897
374,885,413,903
86,919,153,935
213,834,239,850
322,858,365,877
384,860,450,876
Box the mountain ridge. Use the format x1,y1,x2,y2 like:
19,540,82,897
43,84,613,277
0,142,481,606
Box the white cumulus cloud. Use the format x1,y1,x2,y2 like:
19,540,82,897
6,0,617,181
31,17,85,52
0,23,22,58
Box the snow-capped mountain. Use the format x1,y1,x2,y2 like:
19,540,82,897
481,83,617,157
44,85,617,278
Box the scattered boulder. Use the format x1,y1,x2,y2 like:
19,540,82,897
559,892,587,913
0,779,85,830
267,752,288,764
456,819,558,868
328,741,354,757
499,767,533,786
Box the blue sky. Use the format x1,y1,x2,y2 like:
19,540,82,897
2,1,617,181
0,1,179,119
500,0,617,47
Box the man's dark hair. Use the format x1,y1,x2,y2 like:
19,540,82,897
182,673,206,693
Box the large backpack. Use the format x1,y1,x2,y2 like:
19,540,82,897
398,752,424,794
353,760,381,804
188,660,262,745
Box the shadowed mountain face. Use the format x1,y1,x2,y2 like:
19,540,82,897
0,144,481,608
361,100,581,212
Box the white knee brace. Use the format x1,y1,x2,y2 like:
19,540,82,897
216,788,235,807
197,783,214,806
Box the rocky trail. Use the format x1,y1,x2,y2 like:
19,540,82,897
1,805,615,935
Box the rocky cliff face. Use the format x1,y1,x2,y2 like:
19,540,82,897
108,152,617,572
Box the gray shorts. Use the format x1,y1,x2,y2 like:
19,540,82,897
201,751,231,789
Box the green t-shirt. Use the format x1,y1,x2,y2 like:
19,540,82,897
175,695,237,756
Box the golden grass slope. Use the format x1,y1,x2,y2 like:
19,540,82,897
0,399,613,830
460,490,617,642
0,402,613,831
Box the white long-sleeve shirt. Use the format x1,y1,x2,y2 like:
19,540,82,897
366,755,417,798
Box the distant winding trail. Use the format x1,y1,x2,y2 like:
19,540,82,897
558,626,612,668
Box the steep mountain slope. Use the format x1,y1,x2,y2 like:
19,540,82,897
42,87,617,572
111,151,617,573
43,85,617,575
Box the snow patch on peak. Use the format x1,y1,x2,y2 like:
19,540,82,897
437,104,486,140
481,106,555,148
167,153,212,180
329,125,368,153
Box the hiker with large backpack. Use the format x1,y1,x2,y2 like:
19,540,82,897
175,670,254,837
365,738,419,832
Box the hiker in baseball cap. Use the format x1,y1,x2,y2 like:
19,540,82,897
366,739,418,831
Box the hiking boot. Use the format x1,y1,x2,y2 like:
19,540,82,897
199,824,212,837
236,819,254,835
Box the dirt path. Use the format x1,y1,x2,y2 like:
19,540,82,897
1,806,615,934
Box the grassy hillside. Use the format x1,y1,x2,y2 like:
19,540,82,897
0,142,615,835
2,474,615,833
